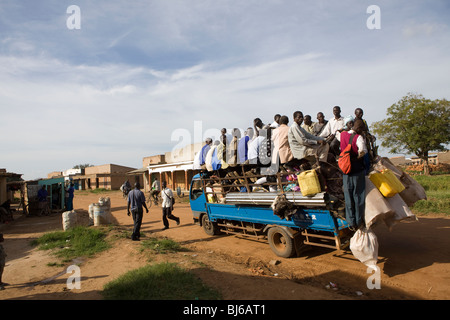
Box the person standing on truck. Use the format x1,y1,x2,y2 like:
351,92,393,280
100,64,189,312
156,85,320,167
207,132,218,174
319,106,345,156
127,182,149,241
161,181,180,230
337,116,368,231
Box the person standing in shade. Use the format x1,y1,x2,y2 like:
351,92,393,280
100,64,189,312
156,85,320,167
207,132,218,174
127,182,149,241
66,183,75,211
37,185,49,216
161,181,180,230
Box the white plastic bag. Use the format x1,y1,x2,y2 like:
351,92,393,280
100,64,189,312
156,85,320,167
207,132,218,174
350,227,379,268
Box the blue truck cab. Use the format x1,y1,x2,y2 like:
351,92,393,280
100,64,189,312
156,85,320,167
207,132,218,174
189,172,351,258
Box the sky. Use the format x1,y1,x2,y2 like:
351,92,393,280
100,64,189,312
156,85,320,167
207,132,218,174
1,0,449,180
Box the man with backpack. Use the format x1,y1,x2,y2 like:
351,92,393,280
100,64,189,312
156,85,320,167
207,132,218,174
337,116,368,231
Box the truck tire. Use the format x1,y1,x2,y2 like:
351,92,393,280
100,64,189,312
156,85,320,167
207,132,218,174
267,227,295,258
202,214,219,236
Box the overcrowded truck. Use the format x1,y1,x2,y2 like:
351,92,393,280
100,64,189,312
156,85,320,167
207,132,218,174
189,157,424,260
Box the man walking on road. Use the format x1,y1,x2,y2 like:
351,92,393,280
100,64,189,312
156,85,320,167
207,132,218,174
127,182,149,241
161,181,180,230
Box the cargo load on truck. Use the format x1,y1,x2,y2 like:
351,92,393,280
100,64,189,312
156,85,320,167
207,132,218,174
190,124,424,264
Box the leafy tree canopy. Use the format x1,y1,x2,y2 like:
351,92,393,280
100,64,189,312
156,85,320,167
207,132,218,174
372,93,450,174
73,164,94,169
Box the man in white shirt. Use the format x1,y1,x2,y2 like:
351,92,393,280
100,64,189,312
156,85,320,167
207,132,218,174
319,106,345,156
161,181,180,230
270,114,281,128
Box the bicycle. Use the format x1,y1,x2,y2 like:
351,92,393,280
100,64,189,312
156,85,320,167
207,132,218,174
146,191,162,208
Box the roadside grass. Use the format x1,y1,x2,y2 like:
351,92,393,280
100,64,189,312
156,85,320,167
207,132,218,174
102,262,221,300
30,226,110,262
411,175,450,216
140,237,188,254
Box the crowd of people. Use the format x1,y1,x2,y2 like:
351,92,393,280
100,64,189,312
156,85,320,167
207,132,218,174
195,106,377,231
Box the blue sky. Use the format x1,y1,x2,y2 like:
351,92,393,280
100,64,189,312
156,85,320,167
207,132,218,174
1,0,449,180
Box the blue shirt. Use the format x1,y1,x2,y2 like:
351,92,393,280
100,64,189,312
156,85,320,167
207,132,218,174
38,188,48,202
238,136,250,163
200,144,211,165
68,187,74,199
127,188,146,211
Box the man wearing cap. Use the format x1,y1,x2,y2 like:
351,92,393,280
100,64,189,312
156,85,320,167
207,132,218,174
337,116,368,230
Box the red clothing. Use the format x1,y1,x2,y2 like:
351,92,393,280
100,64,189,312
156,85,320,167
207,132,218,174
340,131,359,156
340,131,365,174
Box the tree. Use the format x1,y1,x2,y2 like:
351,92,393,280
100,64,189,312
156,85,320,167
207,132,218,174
372,93,450,175
73,164,94,170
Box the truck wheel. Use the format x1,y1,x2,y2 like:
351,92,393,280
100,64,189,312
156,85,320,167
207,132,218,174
202,214,219,236
267,227,295,258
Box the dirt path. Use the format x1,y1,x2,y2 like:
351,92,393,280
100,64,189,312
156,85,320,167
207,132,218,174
0,191,449,300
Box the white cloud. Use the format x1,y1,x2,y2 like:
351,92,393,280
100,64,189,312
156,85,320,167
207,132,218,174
1,0,450,180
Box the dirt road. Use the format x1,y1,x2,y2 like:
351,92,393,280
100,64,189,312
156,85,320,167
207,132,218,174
0,190,449,300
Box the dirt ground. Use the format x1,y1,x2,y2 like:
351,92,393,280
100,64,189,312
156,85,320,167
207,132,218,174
0,190,449,300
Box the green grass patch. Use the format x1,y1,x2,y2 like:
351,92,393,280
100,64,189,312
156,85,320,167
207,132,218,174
102,262,221,300
140,237,187,254
411,175,450,215
31,226,110,261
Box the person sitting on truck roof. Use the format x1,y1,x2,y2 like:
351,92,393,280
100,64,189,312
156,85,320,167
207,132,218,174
200,138,213,169
238,128,253,164
301,115,315,134
313,112,328,136
277,116,294,167
270,114,281,128
226,128,240,167
288,111,329,167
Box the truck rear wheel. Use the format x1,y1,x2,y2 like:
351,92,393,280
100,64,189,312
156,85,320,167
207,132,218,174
267,227,295,258
202,214,219,236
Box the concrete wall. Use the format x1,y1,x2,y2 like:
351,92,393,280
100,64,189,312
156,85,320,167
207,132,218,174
165,142,202,163
143,155,165,167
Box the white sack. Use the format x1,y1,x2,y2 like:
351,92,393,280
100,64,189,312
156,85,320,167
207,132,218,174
350,227,379,268
62,210,78,231
384,193,417,229
364,176,395,229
